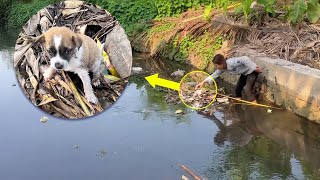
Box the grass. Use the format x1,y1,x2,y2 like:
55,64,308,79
8,0,60,26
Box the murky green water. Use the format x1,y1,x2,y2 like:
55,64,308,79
1,28,320,180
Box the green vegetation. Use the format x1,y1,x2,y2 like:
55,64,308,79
161,32,223,69
240,0,254,20
193,34,223,69
3,0,159,36
87,0,158,36
4,0,319,31
237,0,320,24
289,0,320,23
170,35,194,62
0,0,13,24
257,0,277,15
155,0,211,17
147,22,176,38
7,0,60,26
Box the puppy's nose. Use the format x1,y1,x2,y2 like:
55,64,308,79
55,63,63,69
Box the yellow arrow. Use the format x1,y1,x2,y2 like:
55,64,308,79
145,72,283,110
145,73,180,91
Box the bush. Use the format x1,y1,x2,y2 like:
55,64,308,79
155,0,212,17
87,0,158,35
7,0,60,26
0,0,13,23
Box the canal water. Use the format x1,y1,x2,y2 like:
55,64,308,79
0,27,320,179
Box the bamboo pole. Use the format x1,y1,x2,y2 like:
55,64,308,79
179,164,203,180
217,93,284,110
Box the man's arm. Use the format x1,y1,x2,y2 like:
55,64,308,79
195,69,223,90
203,69,224,84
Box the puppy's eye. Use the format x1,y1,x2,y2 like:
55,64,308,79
64,49,70,54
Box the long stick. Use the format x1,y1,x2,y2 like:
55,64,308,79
217,93,283,110
179,164,202,180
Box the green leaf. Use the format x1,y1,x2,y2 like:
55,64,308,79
308,0,319,6
204,3,212,21
307,1,320,23
289,0,307,23
257,0,276,15
242,0,254,20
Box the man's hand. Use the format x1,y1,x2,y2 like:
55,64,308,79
195,82,205,90
255,66,263,73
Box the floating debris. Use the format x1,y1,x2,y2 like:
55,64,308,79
171,69,185,78
180,71,217,109
267,109,272,113
181,175,190,180
73,145,80,150
12,84,16,86
131,67,143,75
216,97,229,103
97,149,107,157
181,89,215,109
165,90,180,104
40,116,48,123
175,109,184,114
186,82,197,87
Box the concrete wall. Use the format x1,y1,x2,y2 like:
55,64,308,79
220,47,320,123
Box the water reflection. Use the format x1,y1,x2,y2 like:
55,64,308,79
240,106,320,170
199,104,320,179
129,75,191,124
0,26,19,69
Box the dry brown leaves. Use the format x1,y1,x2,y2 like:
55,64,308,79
246,22,320,68
136,5,320,69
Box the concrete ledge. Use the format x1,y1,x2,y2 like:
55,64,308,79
220,47,320,123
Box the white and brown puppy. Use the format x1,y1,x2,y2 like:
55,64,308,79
36,26,103,104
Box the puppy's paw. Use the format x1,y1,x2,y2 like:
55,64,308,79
86,93,99,104
92,79,101,87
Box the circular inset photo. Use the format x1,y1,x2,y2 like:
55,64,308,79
179,71,217,110
13,1,132,119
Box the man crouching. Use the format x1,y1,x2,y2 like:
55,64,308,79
195,54,262,103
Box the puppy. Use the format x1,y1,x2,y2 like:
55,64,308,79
35,26,103,104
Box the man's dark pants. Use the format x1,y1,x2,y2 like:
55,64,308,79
235,71,259,102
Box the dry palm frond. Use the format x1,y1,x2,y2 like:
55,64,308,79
135,1,320,70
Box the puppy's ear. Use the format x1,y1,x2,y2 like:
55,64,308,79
72,35,82,49
33,34,45,47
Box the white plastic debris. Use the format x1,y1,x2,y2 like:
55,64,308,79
40,116,48,123
171,69,185,78
267,109,272,113
175,109,184,114
216,97,229,103
131,67,143,75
